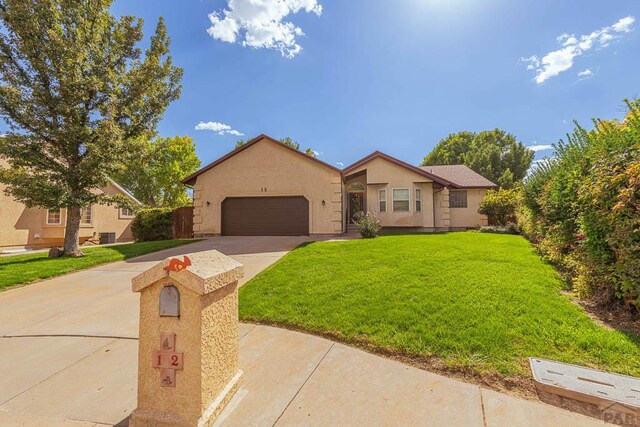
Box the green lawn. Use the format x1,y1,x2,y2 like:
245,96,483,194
239,232,640,379
0,239,198,290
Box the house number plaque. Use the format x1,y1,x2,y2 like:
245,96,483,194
152,333,184,387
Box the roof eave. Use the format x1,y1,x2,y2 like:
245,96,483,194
108,178,143,205
342,151,458,188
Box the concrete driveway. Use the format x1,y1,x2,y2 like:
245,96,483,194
0,236,308,425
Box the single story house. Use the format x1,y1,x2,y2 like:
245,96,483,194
0,164,142,251
182,134,497,237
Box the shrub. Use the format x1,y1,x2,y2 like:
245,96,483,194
522,98,640,312
478,188,519,226
131,208,174,241
477,223,519,234
355,212,382,238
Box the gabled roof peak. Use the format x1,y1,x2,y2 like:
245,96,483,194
342,151,458,187
182,133,341,186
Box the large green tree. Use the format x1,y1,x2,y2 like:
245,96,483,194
421,129,534,188
0,0,182,256
112,135,200,208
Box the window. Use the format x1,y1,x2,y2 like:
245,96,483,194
347,182,365,192
392,188,410,212
378,189,386,212
46,209,61,225
120,207,134,218
449,190,468,208
415,188,422,212
80,205,93,225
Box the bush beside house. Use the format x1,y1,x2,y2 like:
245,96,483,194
131,208,174,241
519,99,640,313
478,188,519,226
355,212,382,238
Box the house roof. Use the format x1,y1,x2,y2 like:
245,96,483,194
342,151,458,187
181,134,342,186
108,178,143,205
419,165,497,188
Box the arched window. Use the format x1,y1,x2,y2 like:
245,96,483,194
347,182,365,193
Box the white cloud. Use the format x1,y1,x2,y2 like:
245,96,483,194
578,68,593,78
612,16,635,32
194,121,244,136
527,144,554,152
207,0,322,58
312,150,321,157
521,16,635,84
336,162,344,167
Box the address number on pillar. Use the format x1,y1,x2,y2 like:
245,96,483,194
152,351,184,370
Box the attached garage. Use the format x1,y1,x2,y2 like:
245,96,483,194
221,196,309,236
182,134,343,237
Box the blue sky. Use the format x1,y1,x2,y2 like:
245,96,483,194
112,0,639,169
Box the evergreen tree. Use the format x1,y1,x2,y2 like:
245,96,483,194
0,0,182,256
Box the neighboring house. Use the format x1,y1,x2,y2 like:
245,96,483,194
0,165,142,251
182,134,497,237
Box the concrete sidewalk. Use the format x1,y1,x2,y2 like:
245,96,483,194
0,324,604,426
0,236,605,426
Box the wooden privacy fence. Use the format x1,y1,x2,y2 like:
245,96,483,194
172,206,194,238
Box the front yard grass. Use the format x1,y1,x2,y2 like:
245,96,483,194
0,239,198,290
239,232,640,383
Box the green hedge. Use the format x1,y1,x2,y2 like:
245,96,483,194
131,208,173,241
520,99,640,312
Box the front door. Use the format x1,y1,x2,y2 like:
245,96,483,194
348,192,364,224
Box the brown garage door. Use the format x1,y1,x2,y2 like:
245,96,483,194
221,196,309,236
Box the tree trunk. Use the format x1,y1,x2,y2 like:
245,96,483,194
63,206,84,257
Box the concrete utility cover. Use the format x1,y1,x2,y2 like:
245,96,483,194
530,357,640,409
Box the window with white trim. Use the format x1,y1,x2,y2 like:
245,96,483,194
378,189,386,212
449,190,468,208
80,205,93,225
46,209,61,225
392,188,410,212
415,188,422,212
120,207,134,218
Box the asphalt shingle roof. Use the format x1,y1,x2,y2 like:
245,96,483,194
419,165,497,188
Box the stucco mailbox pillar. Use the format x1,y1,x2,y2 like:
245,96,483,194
129,250,244,427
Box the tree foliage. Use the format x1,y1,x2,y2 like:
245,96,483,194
236,136,317,157
131,208,173,241
421,129,534,188
0,0,182,255
520,99,640,311
478,188,519,226
112,135,200,208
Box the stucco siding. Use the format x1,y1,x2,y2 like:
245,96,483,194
433,187,451,229
192,138,342,235
449,188,489,228
0,180,135,250
346,157,435,228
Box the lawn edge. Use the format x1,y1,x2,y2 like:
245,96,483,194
0,239,203,293
239,317,538,401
